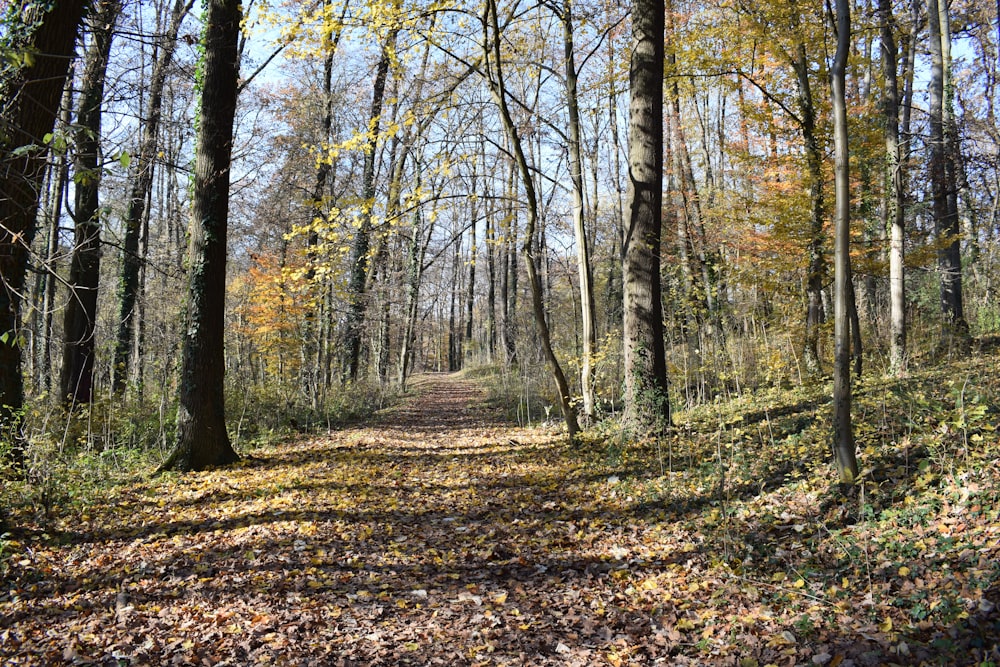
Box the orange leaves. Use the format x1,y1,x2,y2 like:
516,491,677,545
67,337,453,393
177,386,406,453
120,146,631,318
231,251,312,377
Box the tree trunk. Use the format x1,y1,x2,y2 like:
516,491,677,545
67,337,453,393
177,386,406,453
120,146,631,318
831,0,858,485
622,0,670,432
448,225,461,372
604,26,625,337
485,183,497,362
928,0,968,348
40,80,74,394
484,0,579,440
465,177,477,363
344,29,396,381
559,0,598,423
880,0,906,375
60,0,122,407
160,0,242,472
501,159,518,367
0,0,88,464
113,0,193,396
792,38,827,377
398,187,434,390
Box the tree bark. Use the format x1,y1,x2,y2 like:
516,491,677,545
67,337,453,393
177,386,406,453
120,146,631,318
880,0,906,375
622,0,670,431
558,0,598,423
831,0,858,485
61,0,122,407
0,0,87,464
927,0,968,348
160,0,242,472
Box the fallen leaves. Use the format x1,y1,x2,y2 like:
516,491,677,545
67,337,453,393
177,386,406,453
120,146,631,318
2,371,1000,665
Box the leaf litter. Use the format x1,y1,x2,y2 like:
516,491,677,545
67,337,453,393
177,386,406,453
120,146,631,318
2,365,999,665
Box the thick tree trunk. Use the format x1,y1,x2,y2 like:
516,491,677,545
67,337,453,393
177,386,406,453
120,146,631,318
0,0,87,464
161,0,242,472
61,0,122,407
831,0,858,485
622,0,670,431
113,0,193,396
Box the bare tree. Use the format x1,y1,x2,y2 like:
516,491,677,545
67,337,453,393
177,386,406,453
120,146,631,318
831,0,858,485
61,0,123,406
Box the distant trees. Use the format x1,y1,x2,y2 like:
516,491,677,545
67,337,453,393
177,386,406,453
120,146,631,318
482,0,580,440
113,0,195,396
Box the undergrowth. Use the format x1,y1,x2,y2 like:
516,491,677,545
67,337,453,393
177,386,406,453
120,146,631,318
0,381,398,529
577,349,1000,658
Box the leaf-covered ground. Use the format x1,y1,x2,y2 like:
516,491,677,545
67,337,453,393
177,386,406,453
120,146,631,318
2,368,999,666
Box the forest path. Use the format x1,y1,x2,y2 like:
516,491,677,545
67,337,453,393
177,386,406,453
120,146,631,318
2,373,652,666
5,372,999,665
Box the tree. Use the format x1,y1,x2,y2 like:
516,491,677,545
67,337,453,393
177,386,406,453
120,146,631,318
0,0,88,463
831,0,858,485
159,0,242,472
792,30,827,377
343,26,397,381
552,0,598,423
927,0,968,350
622,0,670,431
60,0,123,407
113,0,195,396
483,0,580,440
880,0,906,375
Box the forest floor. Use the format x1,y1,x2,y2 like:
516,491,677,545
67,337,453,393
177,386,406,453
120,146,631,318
2,369,1000,666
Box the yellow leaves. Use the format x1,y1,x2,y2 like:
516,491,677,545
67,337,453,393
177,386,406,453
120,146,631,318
766,630,797,648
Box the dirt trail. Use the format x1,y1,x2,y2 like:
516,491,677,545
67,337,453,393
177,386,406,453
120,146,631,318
6,374,997,665
1,374,634,666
